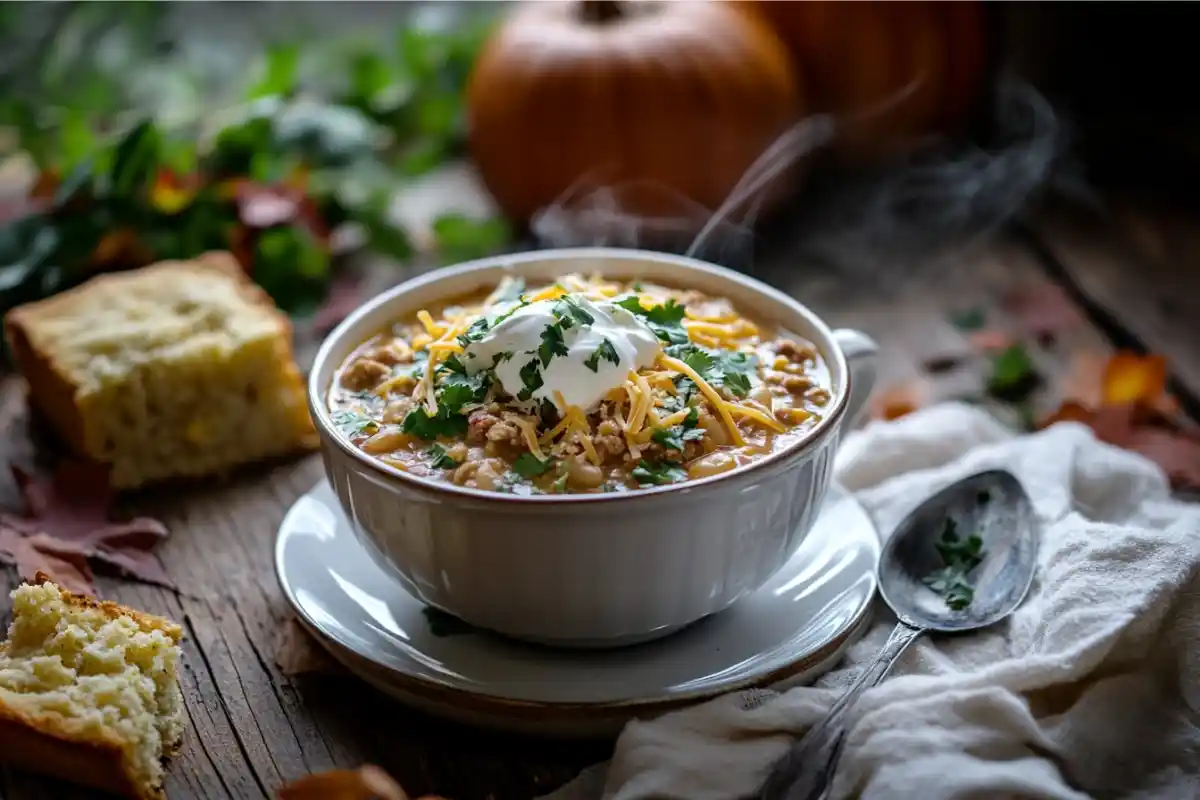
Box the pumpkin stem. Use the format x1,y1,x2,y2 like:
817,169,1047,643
579,0,623,24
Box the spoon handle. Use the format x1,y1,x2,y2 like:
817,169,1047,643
758,621,924,800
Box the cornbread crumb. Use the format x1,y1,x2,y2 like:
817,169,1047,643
3,252,317,488
0,574,185,799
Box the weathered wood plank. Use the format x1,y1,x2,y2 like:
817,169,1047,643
1027,202,1200,412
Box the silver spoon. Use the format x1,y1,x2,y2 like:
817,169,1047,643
758,469,1039,800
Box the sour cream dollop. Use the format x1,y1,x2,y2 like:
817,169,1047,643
462,295,660,412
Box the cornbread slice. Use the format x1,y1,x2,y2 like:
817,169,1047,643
0,574,185,799
4,252,317,489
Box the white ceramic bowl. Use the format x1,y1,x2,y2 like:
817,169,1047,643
308,249,877,647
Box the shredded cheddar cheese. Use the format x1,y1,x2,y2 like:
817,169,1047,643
513,418,546,460
657,354,745,445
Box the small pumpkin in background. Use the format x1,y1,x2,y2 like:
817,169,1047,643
467,0,803,226
745,0,989,158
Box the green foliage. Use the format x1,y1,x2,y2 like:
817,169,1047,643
0,5,513,328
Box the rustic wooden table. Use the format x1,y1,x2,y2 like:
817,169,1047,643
1,197,1197,800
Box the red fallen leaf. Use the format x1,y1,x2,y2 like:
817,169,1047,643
1003,283,1083,342
2,462,173,591
1124,428,1200,490
0,528,96,597
967,329,1014,352
312,273,364,335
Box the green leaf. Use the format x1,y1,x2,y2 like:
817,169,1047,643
58,110,95,171
330,409,379,438
632,459,687,486
538,322,569,367
108,119,161,198
252,226,331,314
986,344,1039,402
517,357,543,402
401,406,468,440
355,196,413,262
512,452,554,478
248,43,301,100
431,214,511,264
426,443,460,469
949,308,986,331
583,338,620,373
614,295,688,344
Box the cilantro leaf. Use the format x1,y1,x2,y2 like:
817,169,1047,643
402,407,468,440
555,295,594,327
426,444,460,469
651,408,705,451
442,353,467,374
331,409,379,438
583,338,620,373
539,322,569,367
723,372,751,398
456,317,490,348
513,452,554,478
614,295,688,345
921,518,987,611
632,459,687,486
517,358,543,401
492,350,514,366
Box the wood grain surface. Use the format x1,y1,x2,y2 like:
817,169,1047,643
0,204,1196,800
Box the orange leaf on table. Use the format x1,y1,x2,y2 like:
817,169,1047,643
869,378,932,422
1101,351,1168,407
1058,350,1109,408
277,765,447,800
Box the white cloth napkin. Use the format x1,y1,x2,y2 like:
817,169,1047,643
540,403,1200,800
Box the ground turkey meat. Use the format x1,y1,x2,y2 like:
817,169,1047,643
342,358,389,391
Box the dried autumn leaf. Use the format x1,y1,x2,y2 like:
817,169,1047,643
1124,428,1200,491
277,617,345,677
1003,283,1083,342
869,378,931,422
1102,352,1168,407
967,329,1014,352
276,765,447,800
1,462,173,590
1059,350,1108,408
0,528,95,597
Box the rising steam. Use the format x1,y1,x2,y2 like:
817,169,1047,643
530,76,1079,275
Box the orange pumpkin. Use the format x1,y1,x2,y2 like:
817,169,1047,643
466,0,804,226
746,1,989,157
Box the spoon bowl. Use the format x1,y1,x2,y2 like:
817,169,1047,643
881,469,1039,633
760,469,1040,800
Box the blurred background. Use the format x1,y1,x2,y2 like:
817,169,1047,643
0,0,1195,328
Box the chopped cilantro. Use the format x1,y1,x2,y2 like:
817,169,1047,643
492,350,514,366
555,295,595,327
921,518,987,611
539,398,559,428
673,375,697,406
330,409,379,438
517,358,543,402
583,338,621,372
456,318,490,348
408,349,431,379
487,296,530,327
651,407,705,451
402,407,468,440
539,322,569,367
426,444,460,469
667,343,756,397
441,353,467,374
614,295,689,345
986,344,1039,402
513,452,554,477
632,459,688,486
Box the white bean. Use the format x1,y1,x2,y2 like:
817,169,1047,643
688,451,737,480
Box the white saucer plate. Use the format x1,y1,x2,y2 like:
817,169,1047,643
275,480,879,738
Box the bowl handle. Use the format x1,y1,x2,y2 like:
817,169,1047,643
832,329,879,428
